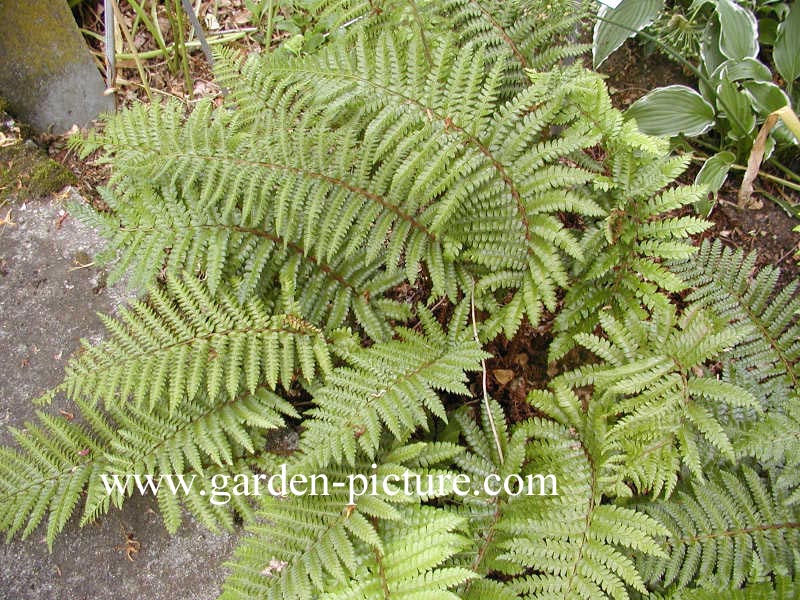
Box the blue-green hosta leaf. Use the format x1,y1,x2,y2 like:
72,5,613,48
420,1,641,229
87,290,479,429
716,78,756,140
743,81,790,117
701,17,727,75
715,0,759,60
695,151,735,208
593,0,664,68
774,1,800,87
710,57,772,83
627,85,716,137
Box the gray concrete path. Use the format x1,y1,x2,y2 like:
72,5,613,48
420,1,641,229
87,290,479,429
0,191,240,599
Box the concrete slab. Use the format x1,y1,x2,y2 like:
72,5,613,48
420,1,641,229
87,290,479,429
0,190,241,599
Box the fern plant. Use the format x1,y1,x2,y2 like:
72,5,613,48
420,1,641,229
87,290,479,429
2,1,799,599
638,466,800,592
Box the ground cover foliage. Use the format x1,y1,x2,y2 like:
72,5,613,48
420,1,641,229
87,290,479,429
1,1,799,598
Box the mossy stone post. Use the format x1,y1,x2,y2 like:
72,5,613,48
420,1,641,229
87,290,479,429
0,0,114,133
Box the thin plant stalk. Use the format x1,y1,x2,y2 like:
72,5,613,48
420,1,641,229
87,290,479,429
104,0,116,89
166,0,192,93
264,0,274,49
181,0,214,65
114,30,251,60
471,281,504,466
769,157,800,185
689,156,800,194
729,164,800,194
80,28,105,43
111,0,153,102
150,0,168,52
127,0,170,60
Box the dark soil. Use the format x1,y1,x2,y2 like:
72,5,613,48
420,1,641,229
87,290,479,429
600,39,695,109
703,192,800,289
600,39,799,287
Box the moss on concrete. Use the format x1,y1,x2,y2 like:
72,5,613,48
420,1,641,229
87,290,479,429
0,142,75,201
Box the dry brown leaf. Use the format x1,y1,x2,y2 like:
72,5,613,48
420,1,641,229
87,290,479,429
493,369,515,385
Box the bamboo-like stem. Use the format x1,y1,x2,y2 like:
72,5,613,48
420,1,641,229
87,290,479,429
103,0,116,89
114,30,251,60
127,0,170,60
111,0,153,102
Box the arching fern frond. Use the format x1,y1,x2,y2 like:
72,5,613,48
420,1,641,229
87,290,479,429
41,274,334,411
81,387,297,532
211,37,611,333
317,506,474,599
496,394,669,599
559,303,759,493
427,0,591,94
0,400,113,549
0,386,296,546
739,398,800,506
638,466,800,593
299,305,487,467
72,101,409,342
669,239,800,408
446,395,667,599
551,165,710,359
221,442,466,600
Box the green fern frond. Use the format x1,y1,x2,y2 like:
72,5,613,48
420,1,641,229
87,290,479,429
450,396,667,599
551,159,711,361
429,0,591,92
299,305,487,467
527,64,709,361
221,442,466,599
560,303,759,491
739,399,800,506
655,575,799,599
0,384,297,544
81,387,297,531
212,37,615,334
669,239,800,407
71,127,409,343
46,275,333,411
497,414,668,599
318,506,474,599
0,400,113,549
638,466,800,593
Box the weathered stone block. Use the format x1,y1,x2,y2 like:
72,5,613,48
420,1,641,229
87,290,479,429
0,0,114,133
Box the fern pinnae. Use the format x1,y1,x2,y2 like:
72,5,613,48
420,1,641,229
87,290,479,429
1,381,297,544
21,4,800,598
223,444,467,600
497,409,668,599
670,239,800,405
638,466,800,592
213,33,606,332
0,405,108,548
299,306,487,468
51,275,335,413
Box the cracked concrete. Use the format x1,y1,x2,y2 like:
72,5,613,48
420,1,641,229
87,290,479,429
0,190,241,599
